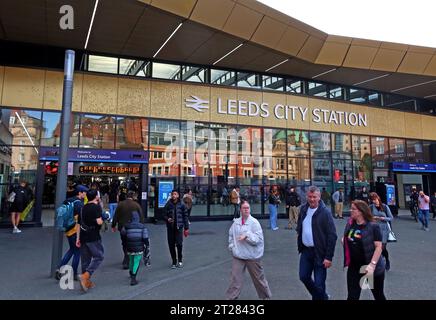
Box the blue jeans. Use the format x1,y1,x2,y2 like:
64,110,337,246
418,209,430,228
268,204,278,229
108,203,118,221
299,247,329,300
80,240,104,276
59,233,80,275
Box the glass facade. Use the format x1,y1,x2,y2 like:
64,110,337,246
1,107,436,222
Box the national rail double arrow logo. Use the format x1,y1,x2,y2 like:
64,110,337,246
185,95,209,112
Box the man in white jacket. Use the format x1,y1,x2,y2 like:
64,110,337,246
226,200,272,300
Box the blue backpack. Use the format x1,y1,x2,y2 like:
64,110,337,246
55,200,80,231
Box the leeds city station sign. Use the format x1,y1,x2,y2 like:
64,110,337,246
185,95,368,127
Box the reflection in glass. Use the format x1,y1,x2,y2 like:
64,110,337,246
88,55,118,74
349,88,367,103
237,72,261,89
331,133,351,159
3,109,42,147
389,138,406,162
181,65,206,83
262,76,283,91
79,114,115,149
406,140,424,163
41,111,61,147
119,59,149,77
210,69,236,86
287,130,309,157
310,132,331,158
352,135,371,161
286,79,303,94
308,81,327,98
264,129,286,157
329,85,343,100
152,62,180,80
115,117,148,149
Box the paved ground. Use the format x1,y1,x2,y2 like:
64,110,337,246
1,209,436,300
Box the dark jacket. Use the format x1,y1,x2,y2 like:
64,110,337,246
112,198,144,230
268,194,281,206
343,219,385,275
286,191,301,207
356,191,370,204
164,199,189,230
121,211,149,254
297,201,337,263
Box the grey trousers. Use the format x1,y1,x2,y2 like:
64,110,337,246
226,257,272,300
80,240,104,276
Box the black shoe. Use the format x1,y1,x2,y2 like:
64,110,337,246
130,275,138,286
74,274,79,281
55,269,61,280
385,259,390,271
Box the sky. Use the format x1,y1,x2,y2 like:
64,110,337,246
258,0,436,48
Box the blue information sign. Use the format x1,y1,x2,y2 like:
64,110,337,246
385,184,396,206
158,180,174,208
392,162,436,173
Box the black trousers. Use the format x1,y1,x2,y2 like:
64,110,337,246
347,266,386,300
167,225,183,264
382,244,389,262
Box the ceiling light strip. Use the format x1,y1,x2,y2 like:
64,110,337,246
15,112,38,154
312,68,337,79
353,74,390,86
213,43,243,66
265,59,289,72
424,94,436,98
84,0,99,49
153,23,183,58
391,79,436,93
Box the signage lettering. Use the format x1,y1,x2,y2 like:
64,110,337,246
186,97,368,127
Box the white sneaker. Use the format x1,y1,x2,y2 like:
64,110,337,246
15,228,22,233
12,228,17,234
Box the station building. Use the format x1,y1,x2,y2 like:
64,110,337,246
1,0,436,225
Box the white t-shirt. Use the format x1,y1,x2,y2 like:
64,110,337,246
302,207,317,247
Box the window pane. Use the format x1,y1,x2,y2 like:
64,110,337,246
115,117,148,149
41,111,61,147
237,72,261,89
389,138,406,162
264,129,286,157
80,114,116,149
209,185,235,216
331,133,351,159
288,157,310,183
368,91,380,106
286,79,303,94
287,130,309,157
371,137,389,181
406,140,424,163
312,158,332,187
348,88,367,103
1,109,42,147
119,59,149,77
310,132,331,158
263,156,287,185
308,81,327,97
262,76,283,91
152,62,180,80
352,135,371,161
210,69,236,86
422,141,436,163
181,65,206,83
353,160,372,185
329,85,343,100
88,55,118,74
383,94,416,111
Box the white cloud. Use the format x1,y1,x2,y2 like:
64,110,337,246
258,0,436,48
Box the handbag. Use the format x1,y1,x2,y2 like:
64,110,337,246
386,222,397,242
7,192,16,203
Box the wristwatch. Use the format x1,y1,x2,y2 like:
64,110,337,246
371,261,377,265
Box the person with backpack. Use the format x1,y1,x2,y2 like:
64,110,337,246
112,191,148,269
55,185,88,281
120,210,150,285
76,189,105,292
8,180,33,234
